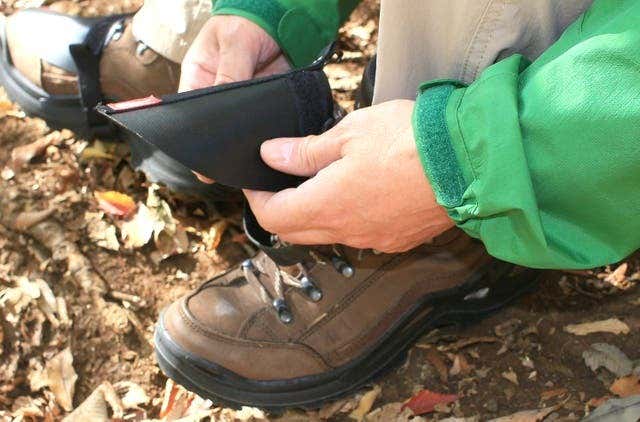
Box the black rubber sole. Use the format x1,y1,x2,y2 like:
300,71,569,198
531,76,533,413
154,264,540,410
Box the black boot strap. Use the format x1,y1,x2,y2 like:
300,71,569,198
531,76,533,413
69,14,130,136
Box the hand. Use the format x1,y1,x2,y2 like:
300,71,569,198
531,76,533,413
180,15,290,183
244,100,455,253
179,15,289,91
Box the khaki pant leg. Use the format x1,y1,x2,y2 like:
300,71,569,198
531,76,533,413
131,0,213,64
373,0,594,103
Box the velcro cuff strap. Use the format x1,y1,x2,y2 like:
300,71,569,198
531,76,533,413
413,80,468,208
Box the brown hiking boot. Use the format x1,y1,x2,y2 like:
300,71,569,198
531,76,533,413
155,226,538,409
1,9,180,134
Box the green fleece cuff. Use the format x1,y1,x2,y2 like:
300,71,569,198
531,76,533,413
412,80,468,210
213,0,327,67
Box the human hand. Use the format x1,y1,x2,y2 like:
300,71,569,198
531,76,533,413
180,15,290,182
244,100,455,253
179,15,289,91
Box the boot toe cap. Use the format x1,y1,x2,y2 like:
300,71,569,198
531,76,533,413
160,299,330,381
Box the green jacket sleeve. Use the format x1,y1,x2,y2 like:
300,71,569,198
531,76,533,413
211,0,360,67
413,0,640,269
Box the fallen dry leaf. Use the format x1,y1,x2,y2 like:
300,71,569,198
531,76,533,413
229,406,267,421
10,135,55,170
113,381,149,409
584,395,640,422
63,382,123,422
121,203,155,248
587,396,611,408
583,343,633,377
488,407,555,422
1,277,62,328
540,388,568,401
43,348,77,412
449,353,473,377
494,319,522,337
502,368,519,386
79,139,120,162
439,336,499,351
204,219,229,251
349,385,381,421
610,374,640,398
365,402,416,422
79,147,116,161
11,396,45,419
318,395,360,419
159,379,214,421
159,379,180,419
151,227,189,264
564,318,630,336
402,389,458,416
604,263,628,286
85,212,120,251
95,191,137,217
425,349,449,383
1,166,15,180
120,185,188,262
13,208,55,231
0,100,16,118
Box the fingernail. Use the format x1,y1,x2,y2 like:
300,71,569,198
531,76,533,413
261,139,295,167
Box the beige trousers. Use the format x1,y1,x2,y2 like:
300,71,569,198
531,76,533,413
132,0,212,63
132,0,594,101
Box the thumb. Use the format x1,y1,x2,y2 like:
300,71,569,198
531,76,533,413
261,131,345,177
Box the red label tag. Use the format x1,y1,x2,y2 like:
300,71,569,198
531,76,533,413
106,95,163,112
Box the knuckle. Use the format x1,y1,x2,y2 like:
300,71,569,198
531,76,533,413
299,136,319,170
216,72,237,84
219,18,243,36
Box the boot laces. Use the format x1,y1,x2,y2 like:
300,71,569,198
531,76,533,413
240,246,355,324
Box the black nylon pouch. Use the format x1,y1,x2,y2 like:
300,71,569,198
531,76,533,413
96,66,334,192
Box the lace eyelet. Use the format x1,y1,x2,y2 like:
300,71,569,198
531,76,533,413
136,42,150,57
273,298,293,324
331,256,354,278
241,259,254,271
301,277,323,302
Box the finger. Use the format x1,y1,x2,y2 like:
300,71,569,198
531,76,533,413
254,55,291,78
179,61,217,92
277,229,336,246
193,171,215,184
243,187,319,234
214,40,257,85
260,128,347,177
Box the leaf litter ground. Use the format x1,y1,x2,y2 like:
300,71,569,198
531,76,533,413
1,0,639,420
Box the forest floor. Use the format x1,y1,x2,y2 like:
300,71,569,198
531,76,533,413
1,1,639,421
